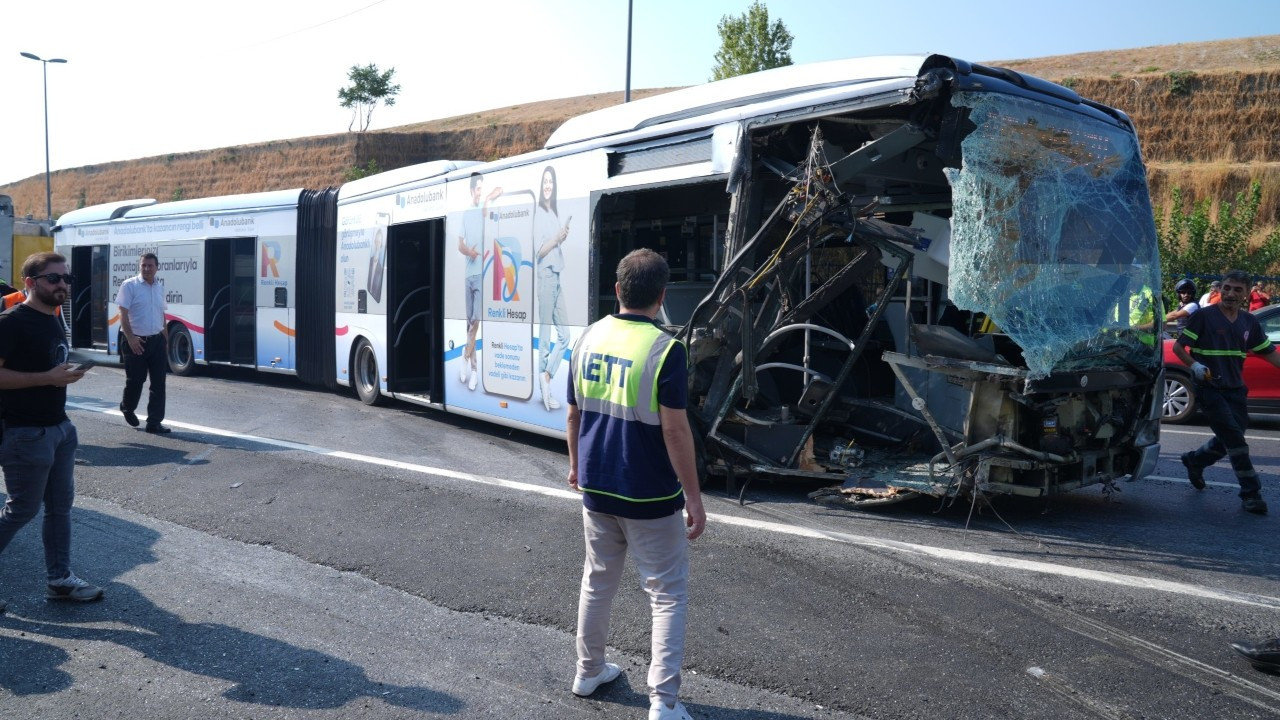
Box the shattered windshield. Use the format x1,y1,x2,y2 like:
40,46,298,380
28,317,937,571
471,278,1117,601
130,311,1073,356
943,92,1160,378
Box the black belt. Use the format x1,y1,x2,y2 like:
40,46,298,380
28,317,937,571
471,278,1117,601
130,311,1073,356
136,333,162,339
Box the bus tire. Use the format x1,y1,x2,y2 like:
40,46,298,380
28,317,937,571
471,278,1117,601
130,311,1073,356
168,324,196,377
353,339,384,406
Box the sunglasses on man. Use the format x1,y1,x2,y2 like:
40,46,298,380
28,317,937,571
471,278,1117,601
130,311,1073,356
31,273,74,285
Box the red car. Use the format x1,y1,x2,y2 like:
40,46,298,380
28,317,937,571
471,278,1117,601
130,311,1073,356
1162,303,1280,423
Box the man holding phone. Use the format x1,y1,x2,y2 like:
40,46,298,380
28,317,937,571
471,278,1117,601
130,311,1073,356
117,252,170,433
0,252,103,610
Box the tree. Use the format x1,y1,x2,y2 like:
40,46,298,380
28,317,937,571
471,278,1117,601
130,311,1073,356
338,64,401,133
1157,181,1280,297
710,1,794,81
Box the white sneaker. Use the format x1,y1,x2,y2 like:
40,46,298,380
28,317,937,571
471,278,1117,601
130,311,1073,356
649,700,693,720
468,364,478,391
571,662,621,697
539,375,552,411
459,361,470,384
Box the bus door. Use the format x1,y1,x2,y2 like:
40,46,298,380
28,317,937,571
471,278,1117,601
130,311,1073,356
205,237,257,365
386,219,443,400
70,244,111,349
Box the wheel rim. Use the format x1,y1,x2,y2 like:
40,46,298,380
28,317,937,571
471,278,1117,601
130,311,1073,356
356,345,377,396
171,331,192,368
1163,378,1190,418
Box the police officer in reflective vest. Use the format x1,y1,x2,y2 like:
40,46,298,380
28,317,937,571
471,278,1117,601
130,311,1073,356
1175,269,1280,514
565,248,705,720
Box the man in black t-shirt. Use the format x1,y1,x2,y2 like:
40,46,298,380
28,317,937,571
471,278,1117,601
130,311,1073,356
1174,269,1280,515
0,252,102,612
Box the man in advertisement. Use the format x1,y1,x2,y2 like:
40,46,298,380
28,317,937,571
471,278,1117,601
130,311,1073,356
0,252,102,609
566,249,705,720
118,252,171,433
457,172,501,391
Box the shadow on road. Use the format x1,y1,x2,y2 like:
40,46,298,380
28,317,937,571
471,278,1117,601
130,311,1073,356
0,506,462,714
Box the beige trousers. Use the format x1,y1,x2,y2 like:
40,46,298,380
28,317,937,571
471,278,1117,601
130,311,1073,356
576,507,689,706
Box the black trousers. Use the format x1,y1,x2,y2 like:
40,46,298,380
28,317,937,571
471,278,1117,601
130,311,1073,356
121,334,167,425
1187,384,1260,498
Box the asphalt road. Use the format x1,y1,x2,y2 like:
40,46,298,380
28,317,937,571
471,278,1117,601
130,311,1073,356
4,360,1280,719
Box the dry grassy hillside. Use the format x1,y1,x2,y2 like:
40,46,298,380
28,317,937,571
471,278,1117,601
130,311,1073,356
997,34,1280,229
3,36,1278,240
0,88,675,222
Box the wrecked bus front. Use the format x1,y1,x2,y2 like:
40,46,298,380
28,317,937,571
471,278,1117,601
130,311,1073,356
686,55,1161,507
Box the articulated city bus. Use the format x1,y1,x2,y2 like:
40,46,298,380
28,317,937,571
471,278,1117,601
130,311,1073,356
56,54,1164,505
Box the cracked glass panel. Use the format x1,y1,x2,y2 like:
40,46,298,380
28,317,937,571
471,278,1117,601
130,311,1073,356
943,92,1160,378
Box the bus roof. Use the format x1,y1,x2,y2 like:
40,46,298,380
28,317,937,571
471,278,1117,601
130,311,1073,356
56,198,157,226
338,160,480,203
122,189,306,220
545,55,928,149
57,189,307,229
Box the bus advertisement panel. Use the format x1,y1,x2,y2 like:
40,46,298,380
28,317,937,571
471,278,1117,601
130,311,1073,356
107,241,202,354
256,234,298,370
444,153,599,431
480,189,536,399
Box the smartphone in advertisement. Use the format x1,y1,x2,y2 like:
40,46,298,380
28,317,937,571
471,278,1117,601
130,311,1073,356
367,212,390,304
480,190,536,400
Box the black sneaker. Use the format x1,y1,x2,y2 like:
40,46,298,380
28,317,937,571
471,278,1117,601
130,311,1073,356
1232,638,1280,672
1181,452,1205,490
145,424,172,434
1243,496,1269,515
120,405,140,428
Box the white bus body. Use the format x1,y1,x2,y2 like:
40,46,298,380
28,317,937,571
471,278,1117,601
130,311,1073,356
56,54,1164,503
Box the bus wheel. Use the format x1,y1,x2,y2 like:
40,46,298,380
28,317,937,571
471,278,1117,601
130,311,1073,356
353,339,384,406
168,325,196,376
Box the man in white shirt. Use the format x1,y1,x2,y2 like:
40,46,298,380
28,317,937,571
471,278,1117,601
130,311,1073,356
117,253,170,433
1200,279,1221,308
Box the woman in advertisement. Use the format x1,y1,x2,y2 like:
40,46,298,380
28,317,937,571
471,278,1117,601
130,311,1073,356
534,165,570,411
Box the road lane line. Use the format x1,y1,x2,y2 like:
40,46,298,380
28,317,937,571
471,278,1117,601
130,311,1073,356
72,402,1280,610
1162,428,1280,443
1144,474,1242,490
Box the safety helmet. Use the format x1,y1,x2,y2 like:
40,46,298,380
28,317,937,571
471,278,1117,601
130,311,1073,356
1175,278,1197,295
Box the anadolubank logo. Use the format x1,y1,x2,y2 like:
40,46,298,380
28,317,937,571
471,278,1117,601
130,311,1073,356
211,217,254,230
397,187,445,209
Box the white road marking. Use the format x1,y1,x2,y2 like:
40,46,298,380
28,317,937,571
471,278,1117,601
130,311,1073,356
72,402,1280,610
1144,474,1241,490
1162,427,1280,443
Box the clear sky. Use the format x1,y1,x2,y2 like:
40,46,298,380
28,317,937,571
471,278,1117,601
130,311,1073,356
3,0,1277,185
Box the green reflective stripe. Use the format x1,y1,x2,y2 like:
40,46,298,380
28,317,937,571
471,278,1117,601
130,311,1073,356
1181,328,1200,340
1191,348,1247,358
1252,339,1273,353
582,486,684,503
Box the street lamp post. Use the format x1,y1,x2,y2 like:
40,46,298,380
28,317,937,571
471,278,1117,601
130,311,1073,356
624,0,633,103
20,52,68,224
